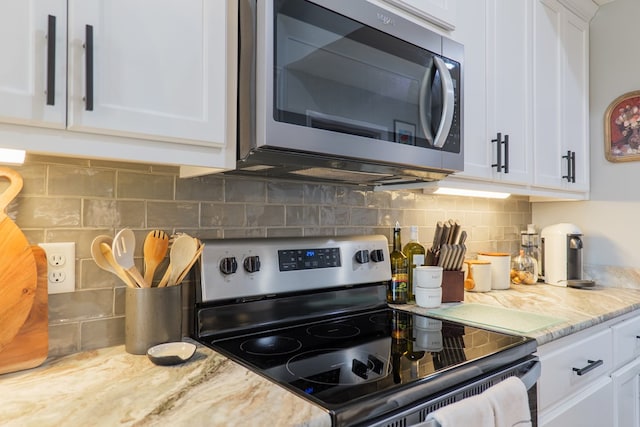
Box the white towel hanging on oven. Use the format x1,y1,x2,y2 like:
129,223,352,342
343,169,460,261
423,376,531,427
484,376,532,427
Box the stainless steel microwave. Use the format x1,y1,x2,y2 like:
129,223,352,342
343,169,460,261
236,0,464,186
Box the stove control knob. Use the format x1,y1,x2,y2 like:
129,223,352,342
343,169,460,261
219,257,238,275
370,249,385,263
243,255,261,273
355,250,370,264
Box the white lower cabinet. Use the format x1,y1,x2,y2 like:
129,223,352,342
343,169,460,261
612,358,640,427
611,315,640,427
539,377,613,427
538,312,640,427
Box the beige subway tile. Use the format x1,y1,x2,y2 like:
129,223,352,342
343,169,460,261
83,199,145,228
225,178,266,202
303,183,337,204
89,159,152,172
390,191,416,209
48,322,81,357
80,317,125,351
45,229,111,259
320,206,349,226
267,181,304,204
403,209,427,227
350,207,379,226
176,174,224,201
117,171,174,200
366,191,391,209
14,197,81,228
336,187,366,207
49,289,114,322
201,203,246,227
10,164,46,195
303,227,335,236
26,154,89,167
378,209,404,227
247,204,285,227
286,205,319,226
148,201,199,228
49,165,115,197
223,228,266,238
267,227,303,237
80,260,120,290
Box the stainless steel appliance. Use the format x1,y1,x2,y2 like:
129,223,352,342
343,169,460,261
541,223,584,286
193,235,539,426
235,0,464,187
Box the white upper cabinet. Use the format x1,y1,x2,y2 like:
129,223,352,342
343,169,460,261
453,0,533,186
0,0,237,171
380,0,457,30
533,0,590,192
451,0,591,198
67,0,227,146
0,0,67,128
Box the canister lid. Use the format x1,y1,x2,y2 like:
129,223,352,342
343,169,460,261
477,252,510,257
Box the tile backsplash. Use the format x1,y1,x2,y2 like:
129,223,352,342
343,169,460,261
4,155,531,357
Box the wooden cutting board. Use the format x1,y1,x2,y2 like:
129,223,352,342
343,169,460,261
0,246,48,375
0,167,37,351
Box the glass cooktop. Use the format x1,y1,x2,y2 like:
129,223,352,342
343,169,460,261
202,308,535,411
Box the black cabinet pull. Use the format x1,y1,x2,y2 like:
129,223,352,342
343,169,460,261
492,132,502,172
503,134,509,174
84,24,94,111
572,359,603,376
46,15,56,106
571,151,576,183
562,150,574,182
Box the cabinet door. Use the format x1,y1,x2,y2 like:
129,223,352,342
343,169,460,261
67,0,230,147
486,0,533,185
0,0,66,128
452,0,492,180
533,0,589,192
562,10,589,192
540,377,614,427
612,358,640,427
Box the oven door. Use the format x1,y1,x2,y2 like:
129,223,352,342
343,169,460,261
246,0,463,172
366,356,540,427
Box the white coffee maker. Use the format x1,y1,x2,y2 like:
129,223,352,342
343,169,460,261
541,223,583,286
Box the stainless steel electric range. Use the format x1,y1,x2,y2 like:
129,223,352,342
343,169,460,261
193,235,539,426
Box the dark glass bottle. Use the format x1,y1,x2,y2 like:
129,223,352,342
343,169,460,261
388,222,408,304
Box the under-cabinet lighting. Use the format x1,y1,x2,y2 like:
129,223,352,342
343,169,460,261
431,186,511,199
0,148,26,165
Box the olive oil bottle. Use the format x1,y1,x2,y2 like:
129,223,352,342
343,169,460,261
388,222,408,304
402,225,425,302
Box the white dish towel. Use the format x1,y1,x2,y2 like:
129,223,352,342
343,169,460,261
424,376,532,427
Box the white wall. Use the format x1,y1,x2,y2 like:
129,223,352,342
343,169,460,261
532,0,640,267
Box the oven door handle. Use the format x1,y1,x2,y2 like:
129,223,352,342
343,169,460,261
521,359,541,390
419,56,455,149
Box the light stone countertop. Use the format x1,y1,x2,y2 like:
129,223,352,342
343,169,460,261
4,283,640,427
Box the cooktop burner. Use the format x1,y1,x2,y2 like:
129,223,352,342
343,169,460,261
307,323,361,339
240,336,303,356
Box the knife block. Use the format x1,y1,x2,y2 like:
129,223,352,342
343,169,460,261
441,270,464,302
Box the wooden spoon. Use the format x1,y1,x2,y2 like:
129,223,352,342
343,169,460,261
464,260,476,290
143,230,169,286
112,228,148,288
91,235,136,288
174,240,204,284
157,234,199,287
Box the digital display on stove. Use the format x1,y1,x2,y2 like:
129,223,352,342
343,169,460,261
278,247,341,271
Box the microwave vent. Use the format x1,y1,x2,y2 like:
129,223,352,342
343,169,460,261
290,168,393,183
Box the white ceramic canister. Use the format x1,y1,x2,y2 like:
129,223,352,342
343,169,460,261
415,286,442,308
414,266,443,289
463,259,492,292
477,252,511,290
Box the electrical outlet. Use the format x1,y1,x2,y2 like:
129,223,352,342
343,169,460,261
38,242,75,294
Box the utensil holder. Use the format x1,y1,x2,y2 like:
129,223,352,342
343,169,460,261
125,286,182,355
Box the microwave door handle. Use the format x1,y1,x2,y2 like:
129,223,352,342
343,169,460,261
432,57,455,148
419,57,455,148
419,58,435,145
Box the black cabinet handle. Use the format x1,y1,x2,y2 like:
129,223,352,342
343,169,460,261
503,134,510,174
491,132,502,172
84,24,94,111
572,359,603,376
46,15,56,106
562,150,575,183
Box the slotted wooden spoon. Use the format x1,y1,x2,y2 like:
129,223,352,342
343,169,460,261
143,230,169,286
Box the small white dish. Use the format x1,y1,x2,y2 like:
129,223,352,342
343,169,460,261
147,342,196,366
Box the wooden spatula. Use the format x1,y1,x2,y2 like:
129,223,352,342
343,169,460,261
143,230,169,286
